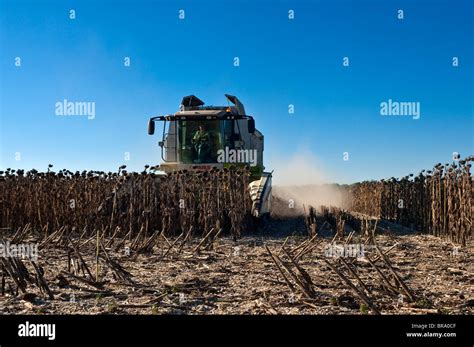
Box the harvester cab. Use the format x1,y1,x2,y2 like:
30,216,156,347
147,94,272,218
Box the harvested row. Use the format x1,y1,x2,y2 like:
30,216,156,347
0,204,471,314
349,156,473,245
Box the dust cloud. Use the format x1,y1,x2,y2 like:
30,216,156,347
270,151,350,217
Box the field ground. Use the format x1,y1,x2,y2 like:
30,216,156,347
0,217,472,315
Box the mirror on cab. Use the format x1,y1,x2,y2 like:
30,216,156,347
148,119,155,135
248,118,255,134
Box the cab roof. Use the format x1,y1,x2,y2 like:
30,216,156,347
175,108,235,117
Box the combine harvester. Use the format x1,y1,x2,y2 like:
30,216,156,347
147,94,272,219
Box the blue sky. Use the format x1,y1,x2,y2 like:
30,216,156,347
0,0,473,183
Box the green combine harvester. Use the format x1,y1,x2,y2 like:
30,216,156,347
147,94,272,218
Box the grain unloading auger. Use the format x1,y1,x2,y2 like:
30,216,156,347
147,94,272,218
